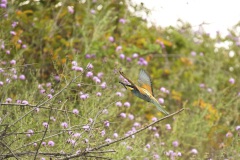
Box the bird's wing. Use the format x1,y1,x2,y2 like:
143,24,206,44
151,98,169,115
119,70,138,90
138,69,154,96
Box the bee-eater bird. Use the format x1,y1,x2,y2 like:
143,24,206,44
119,69,169,115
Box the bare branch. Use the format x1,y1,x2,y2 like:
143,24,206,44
0,103,74,114
60,108,185,160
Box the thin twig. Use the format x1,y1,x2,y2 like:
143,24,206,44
0,103,74,114
82,155,112,160
0,150,116,159
60,108,185,160
33,106,53,159
0,141,19,160
91,108,185,151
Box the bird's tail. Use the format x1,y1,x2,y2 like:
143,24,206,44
152,98,169,115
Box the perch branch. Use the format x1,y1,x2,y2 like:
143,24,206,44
60,108,185,160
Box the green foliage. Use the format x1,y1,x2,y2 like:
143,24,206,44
0,0,240,159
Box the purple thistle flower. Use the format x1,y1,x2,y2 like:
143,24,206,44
22,44,27,49
82,125,90,131
16,100,22,104
47,94,53,99
146,144,151,149
6,98,12,103
0,3,7,8
108,36,114,42
236,125,240,131
191,51,197,56
97,72,103,78
85,54,91,59
160,87,166,92
101,130,105,137
154,133,159,138
12,74,17,79
199,83,205,88
48,141,55,147
67,6,74,14
226,132,233,138
1,43,5,49
207,88,213,93
10,31,16,36
153,154,160,159
12,21,18,28
0,68,4,73
229,78,235,84
124,102,130,107
86,71,93,77
22,100,29,105
120,112,126,118
87,63,94,69
104,121,110,127
6,50,10,54
46,82,51,87
93,76,101,83
132,53,139,58
172,140,179,147
73,109,79,115
10,60,16,65
17,39,22,44
61,122,68,128
119,18,126,24
105,138,112,143
138,57,148,66
190,148,198,154
0,81,3,86
50,116,56,121
126,146,132,150
113,133,118,138
133,122,141,127
115,101,122,107
6,78,11,83
73,132,81,137
152,117,157,122
40,89,45,94
19,75,26,80
101,109,108,114
177,152,182,157
165,124,171,130
96,92,102,96
119,53,125,59
88,118,93,123
116,46,122,52
116,92,122,96
160,42,165,48
41,142,46,146
90,9,96,14
54,75,60,81
80,94,89,100
126,57,132,62
158,98,164,104
128,114,134,120
26,129,34,137
84,139,89,143
35,107,40,112
42,122,48,128
101,82,107,89
72,61,78,66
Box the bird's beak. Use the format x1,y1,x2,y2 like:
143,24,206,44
119,81,127,89
119,81,134,91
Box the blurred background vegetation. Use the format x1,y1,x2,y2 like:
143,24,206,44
0,0,239,159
